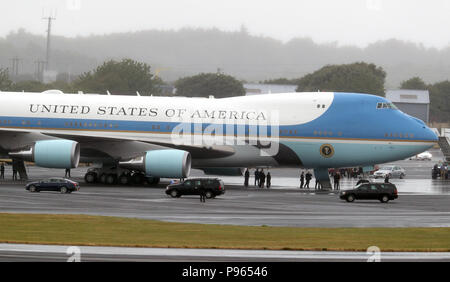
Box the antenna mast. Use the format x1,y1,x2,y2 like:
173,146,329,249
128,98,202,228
42,13,56,71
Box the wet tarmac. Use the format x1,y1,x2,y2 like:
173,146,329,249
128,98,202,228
1,149,448,194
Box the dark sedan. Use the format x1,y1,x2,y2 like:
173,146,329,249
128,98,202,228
25,178,80,194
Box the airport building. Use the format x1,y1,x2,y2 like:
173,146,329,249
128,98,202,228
385,89,430,124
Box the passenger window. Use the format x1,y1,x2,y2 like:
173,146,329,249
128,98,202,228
370,185,378,191
184,181,192,187
358,185,368,191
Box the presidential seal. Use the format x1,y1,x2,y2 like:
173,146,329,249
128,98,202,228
320,144,334,158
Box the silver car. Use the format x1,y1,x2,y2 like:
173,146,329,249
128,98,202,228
373,165,406,179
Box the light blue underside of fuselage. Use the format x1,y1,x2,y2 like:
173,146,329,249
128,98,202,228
281,141,432,168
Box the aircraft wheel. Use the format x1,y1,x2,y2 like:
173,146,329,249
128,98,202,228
99,173,107,184
106,174,117,185
119,174,130,185
132,173,145,185
84,172,97,183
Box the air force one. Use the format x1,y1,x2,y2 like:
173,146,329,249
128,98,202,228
0,90,438,188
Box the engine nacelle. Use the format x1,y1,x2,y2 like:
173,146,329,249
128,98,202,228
144,149,191,178
9,140,80,169
119,149,191,178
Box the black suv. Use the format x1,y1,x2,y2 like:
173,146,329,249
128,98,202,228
166,178,225,199
339,182,398,203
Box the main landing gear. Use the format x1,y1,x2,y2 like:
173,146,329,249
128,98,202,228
84,167,160,186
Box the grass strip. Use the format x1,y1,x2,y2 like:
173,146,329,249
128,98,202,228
0,213,449,252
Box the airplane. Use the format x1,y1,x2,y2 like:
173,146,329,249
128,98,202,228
0,89,438,188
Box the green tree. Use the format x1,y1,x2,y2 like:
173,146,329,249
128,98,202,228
174,73,245,98
400,77,428,90
295,62,386,96
429,80,450,123
0,68,12,90
9,80,47,92
8,79,73,93
73,59,158,95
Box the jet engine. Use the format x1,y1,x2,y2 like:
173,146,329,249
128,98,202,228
119,149,191,178
9,139,80,169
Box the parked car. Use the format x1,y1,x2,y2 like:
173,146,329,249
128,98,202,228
339,182,398,203
373,165,405,179
410,151,432,161
166,178,225,198
25,178,80,193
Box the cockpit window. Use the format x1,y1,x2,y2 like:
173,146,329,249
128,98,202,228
376,102,398,110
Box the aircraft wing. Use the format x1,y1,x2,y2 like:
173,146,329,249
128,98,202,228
0,127,235,162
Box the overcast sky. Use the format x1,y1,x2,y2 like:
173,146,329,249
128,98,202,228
1,0,449,48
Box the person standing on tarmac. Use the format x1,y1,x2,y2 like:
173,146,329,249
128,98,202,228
300,171,305,189
333,172,341,190
315,177,321,190
254,169,259,187
305,171,312,189
384,174,390,183
244,168,250,187
199,184,206,203
259,170,266,188
0,163,4,180
12,162,17,181
266,171,271,188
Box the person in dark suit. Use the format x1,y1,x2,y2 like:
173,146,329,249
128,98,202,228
244,169,250,187
300,171,305,188
0,163,4,180
266,171,271,188
259,170,266,188
305,171,312,189
199,185,206,203
254,169,259,187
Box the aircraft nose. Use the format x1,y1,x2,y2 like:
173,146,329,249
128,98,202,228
427,127,439,142
425,127,439,142
409,116,438,142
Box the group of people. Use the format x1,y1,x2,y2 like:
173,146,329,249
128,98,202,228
299,171,313,189
244,168,271,188
1,162,19,181
432,163,449,179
